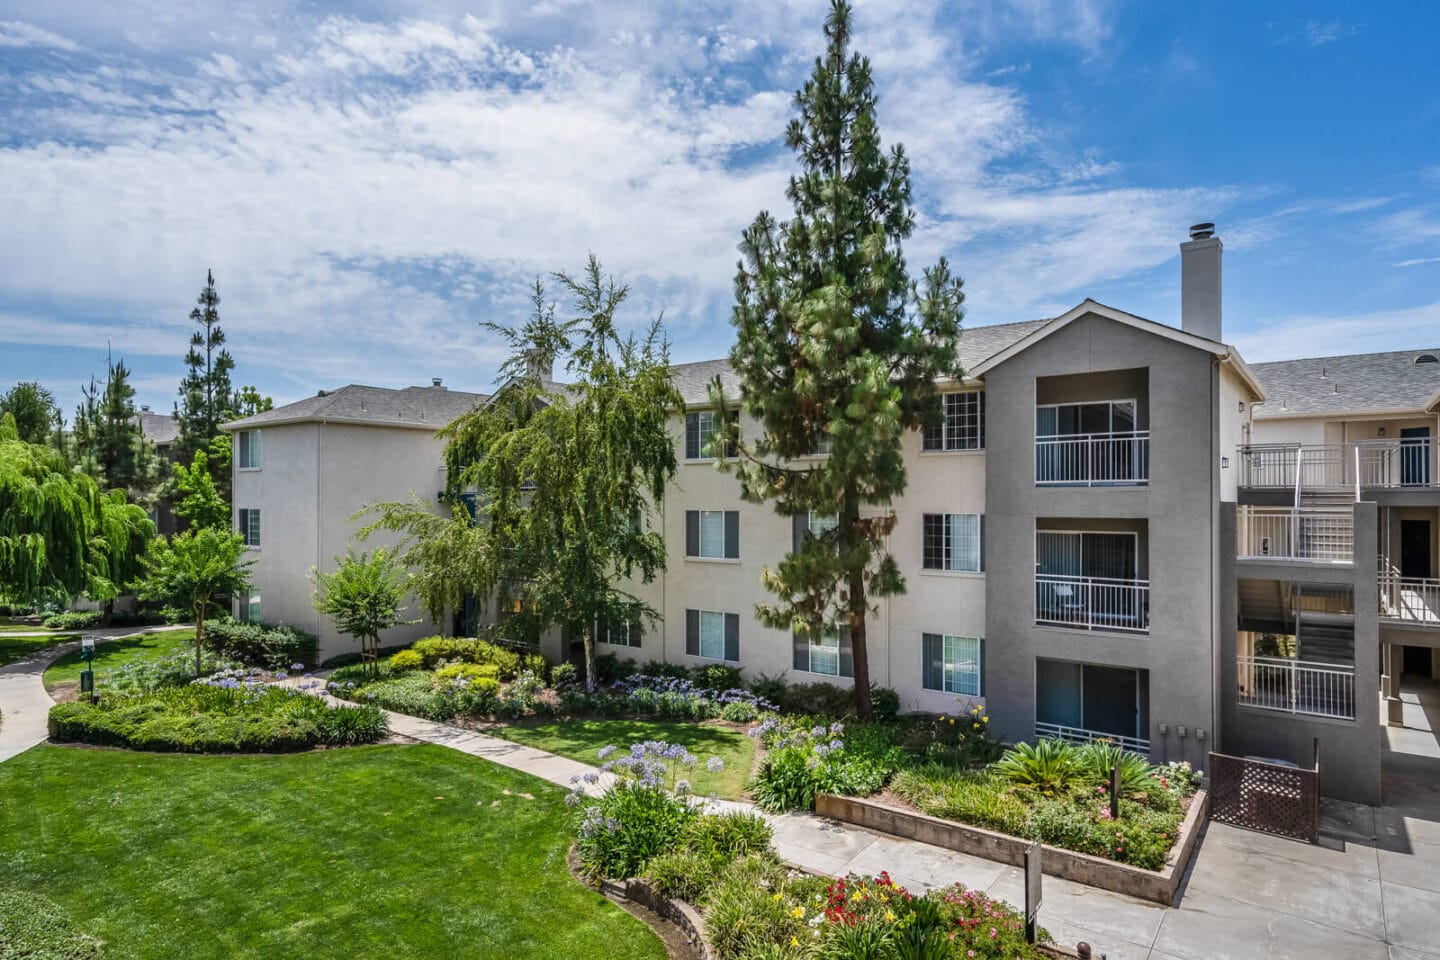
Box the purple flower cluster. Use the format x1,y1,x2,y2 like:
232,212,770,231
612,673,776,712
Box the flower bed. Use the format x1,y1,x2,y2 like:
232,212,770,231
48,675,387,753
568,739,1053,960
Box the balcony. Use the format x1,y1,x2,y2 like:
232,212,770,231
1035,574,1150,633
1035,431,1150,486
1236,506,1354,563
1235,655,1356,720
1380,572,1440,626
1239,439,1437,491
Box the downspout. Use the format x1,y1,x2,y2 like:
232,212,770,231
316,421,325,638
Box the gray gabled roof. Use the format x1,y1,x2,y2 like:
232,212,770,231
668,317,1056,405
1251,349,1440,419
138,411,180,445
223,384,488,432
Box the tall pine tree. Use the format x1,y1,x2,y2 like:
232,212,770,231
715,0,965,718
176,269,237,461
74,354,158,495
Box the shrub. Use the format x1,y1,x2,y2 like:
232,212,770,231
777,681,853,717
703,855,818,959
643,850,716,903
106,608,169,627
628,688,658,714
680,811,772,860
203,618,319,670
43,610,103,630
748,672,788,706
388,649,424,671
101,649,240,695
408,636,548,681
0,889,103,959
1074,740,1162,796
47,681,386,753
343,672,457,721
638,659,689,680
550,662,580,690
572,781,695,882
691,663,743,693
592,653,636,684
748,718,848,812
994,739,1081,794
720,700,759,723
434,662,500,684
897,704,1003,768
868,685,900,721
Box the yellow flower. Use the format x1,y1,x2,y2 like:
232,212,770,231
790,937,799,947
981,716,988,722
885,909,896,922
791,906,805,918
772,893,783,902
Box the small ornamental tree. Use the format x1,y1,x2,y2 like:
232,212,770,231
0,381,59,446
311,548,415,669
136,527,254,677
714,0,965,718
171,450,230,531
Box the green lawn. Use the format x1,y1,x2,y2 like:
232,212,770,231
491,718,757,799
0,619,56,633
0,633,78,667
0,744,666,960
43,628,196,689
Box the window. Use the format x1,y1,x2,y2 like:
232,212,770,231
686,510,739,559
239,508,261,548
236,430,262,469
922,513,982,572
923,391,985,451
686,609,739,662
792,511,839,554
923,634,982,696
808,434,833,457
794,626,852,677
239,592,262,625
684,410,739,460
597,619,641,648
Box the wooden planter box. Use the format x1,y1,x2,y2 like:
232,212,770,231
815,787,1209,906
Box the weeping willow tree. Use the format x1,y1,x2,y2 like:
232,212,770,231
364,261,682,688
0,413,101,606
87,489,156,606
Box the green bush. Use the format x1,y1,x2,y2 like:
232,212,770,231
409,636,549,681
43,611,103,630
574,781,695,882
702,855,817,959
101,649,240,696
203,618,319,669
643,850,718,903
348,672,458,721
593,653,636,684
777,681,853,716
389,649,424,671
748,672,788,706
435,662,500,684
550,662,580,689
1074,740,1162,796
47,683,386,753
867,686,900,721
691,663,743,692
680,811,772,860
638,659,689,680
720,700,759,723
106,608,169,627
0,888,103,959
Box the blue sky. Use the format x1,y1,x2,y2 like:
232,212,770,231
1,1,1436,414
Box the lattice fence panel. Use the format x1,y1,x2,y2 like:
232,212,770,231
1208,752,1318,843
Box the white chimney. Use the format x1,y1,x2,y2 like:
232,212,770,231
1180,222,1222,341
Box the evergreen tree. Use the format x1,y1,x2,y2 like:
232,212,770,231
715,0,965,718
0,381,59,446
175,269,237,460
73,355,157,495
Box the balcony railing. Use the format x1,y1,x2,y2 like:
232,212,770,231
1036,431,1149,486
1235,655,1355,720
1035,574,1150,633
1239,439,1436,490
1236,506,1354,562
1034,722,1150,754
1380,572,1440,626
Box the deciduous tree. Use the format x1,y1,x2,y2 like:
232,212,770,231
136,527,253,676
0,381,59,446
312,548,415,669
715,0,965,717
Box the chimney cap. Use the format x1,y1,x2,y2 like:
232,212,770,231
431,377,444,388
1189,222,1216,240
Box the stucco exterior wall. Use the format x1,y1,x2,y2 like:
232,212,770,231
233,420,452,661
982,312,1227,770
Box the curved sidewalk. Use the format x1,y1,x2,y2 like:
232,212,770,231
0,627,182,763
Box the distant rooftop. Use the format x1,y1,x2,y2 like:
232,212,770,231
138,410,179,445
1251,349,1440,419
224,384,488,431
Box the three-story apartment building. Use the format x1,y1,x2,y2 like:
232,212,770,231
228,225,1435,804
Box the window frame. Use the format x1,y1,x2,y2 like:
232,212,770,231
922,513,983,573
922,633,982,696
238,508,261,548
922,390,985,452
685,509,740,561
684,409,739,461
236,429,262,470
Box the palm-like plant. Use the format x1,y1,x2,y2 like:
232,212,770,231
1074,740,1160,795
993,738,1081,793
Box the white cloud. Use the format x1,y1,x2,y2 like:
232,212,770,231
1395,257,1440,268
0,19,81,50
1233,301,1440,362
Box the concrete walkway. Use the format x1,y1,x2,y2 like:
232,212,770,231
385,710,1440,960
0,626,182,763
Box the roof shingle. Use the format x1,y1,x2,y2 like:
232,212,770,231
1250,349,1440,418
224,384,488,431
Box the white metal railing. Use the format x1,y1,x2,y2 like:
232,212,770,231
1236,506,1354,562
1033,722,1150,754
1235,655,1356,720
1036,431,1149,486
1035,574,1149,633
1379,572,1440,626
1239,439,1436,490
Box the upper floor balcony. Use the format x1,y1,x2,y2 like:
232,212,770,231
1379,570,1440,628
1035,374,1150,487
1236,505,1355,563
1035,526,1150,633
1239,438,1437,493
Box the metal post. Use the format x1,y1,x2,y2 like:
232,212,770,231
1110,763,1121,820
1024,841,1042,945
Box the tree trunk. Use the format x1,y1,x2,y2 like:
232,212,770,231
584,625,597,694
194,599,206,678
849,565,873,720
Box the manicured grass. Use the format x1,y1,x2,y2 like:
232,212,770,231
0,618,57,633
0,633,78,667
0,744,666,960
492,718,757,799
44,628,196,689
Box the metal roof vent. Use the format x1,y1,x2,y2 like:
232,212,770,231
1189,222,1215,240
1415,353,1439,364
